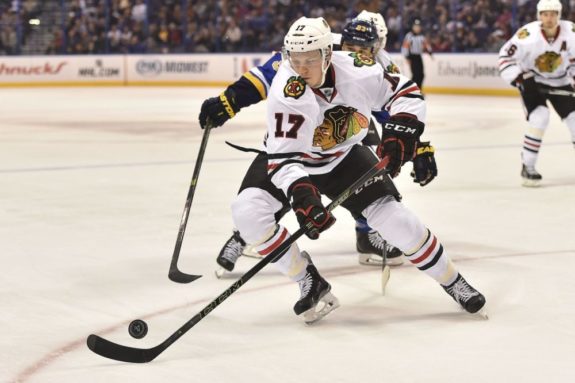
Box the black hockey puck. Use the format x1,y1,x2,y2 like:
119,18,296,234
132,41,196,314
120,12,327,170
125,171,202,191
128,319,148,339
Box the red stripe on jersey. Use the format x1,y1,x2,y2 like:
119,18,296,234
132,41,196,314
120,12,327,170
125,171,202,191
411,236,437,264
390,86,420,105
258,228,288,255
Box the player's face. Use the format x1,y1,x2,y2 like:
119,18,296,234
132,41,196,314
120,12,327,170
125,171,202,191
288,50,324,88
539,11,559,29
341,42,375,58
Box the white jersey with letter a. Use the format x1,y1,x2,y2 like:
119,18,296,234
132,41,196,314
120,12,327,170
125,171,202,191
499,20,575,87
265,51,425,195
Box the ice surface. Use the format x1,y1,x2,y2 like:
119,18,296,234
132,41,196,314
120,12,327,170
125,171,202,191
1,87,574,383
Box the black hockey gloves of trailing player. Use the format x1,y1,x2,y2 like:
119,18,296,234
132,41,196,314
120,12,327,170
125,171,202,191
377,116,424,177
512,72,538,95
199,88,240,129
411,141,437,186
288,177,336,240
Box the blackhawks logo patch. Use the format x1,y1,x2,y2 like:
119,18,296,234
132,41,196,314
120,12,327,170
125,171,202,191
349,52,376,67
313,105,369,150
386,63,401,74
572,22,575,32
517,28,530,39
535,51,563,73
283,76,306,99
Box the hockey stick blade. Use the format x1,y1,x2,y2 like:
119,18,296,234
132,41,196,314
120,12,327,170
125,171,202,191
87,159,388,363
168,269,202,283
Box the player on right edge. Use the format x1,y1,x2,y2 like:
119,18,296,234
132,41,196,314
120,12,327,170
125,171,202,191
498,0,575,187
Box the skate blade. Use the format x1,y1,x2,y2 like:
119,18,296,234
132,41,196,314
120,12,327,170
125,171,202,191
359,254,403,267
215,267,226,279
303,292,340,325
386,257,404,267
381,265,391,295
358,254,384,266
522,179,541,187
474,307,489,320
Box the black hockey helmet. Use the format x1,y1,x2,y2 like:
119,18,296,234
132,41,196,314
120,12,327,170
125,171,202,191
341,19,378,48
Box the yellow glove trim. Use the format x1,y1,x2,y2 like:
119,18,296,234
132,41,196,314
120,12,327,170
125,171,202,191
219,93,236,118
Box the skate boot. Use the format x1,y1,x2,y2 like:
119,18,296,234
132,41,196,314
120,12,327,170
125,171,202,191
294,255,340,324
442,274,487,316
215,231,246,278
521,164,542,187
356,230,404,266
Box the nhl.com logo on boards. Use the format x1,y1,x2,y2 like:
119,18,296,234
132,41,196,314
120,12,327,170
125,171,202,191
136,59,208,77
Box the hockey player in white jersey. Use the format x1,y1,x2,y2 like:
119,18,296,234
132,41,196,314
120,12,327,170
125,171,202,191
498,0,575,186
228,17,485,323
201,13,436,274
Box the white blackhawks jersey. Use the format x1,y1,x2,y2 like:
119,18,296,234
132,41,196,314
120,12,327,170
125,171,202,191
499,20,575,88
265,51,425,195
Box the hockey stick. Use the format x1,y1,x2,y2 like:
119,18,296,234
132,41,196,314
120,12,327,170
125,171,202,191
87,159,388,363
168,125,212,283
539,88,575,98
381,241,390,295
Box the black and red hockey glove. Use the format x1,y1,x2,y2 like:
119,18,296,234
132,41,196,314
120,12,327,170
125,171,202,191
376,115,424,177
288,177,336,240
512,72,537,94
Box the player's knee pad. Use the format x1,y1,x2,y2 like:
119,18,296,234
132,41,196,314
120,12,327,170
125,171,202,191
231,187,282,244
362,196,427,253
527,106,549,131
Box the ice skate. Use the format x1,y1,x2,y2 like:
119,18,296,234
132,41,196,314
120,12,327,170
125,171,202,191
215,230,246,278
442,274,487,318
521,164,542,187
294,255,340,324
357,230,404,266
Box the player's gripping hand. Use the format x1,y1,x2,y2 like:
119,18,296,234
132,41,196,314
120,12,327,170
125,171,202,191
377,116,424,177
198,88,240,129
411,141,437,186
512,72,537,94
288,177,335,240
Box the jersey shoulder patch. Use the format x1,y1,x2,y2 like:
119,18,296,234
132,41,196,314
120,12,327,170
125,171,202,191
572,22,575,33
283,76,306,99
348,52,376,67
517,28,530,39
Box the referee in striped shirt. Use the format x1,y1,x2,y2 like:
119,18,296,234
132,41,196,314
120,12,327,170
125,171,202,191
402,18,433,90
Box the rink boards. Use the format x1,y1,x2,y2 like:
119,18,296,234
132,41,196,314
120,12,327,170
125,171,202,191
0,53,517,96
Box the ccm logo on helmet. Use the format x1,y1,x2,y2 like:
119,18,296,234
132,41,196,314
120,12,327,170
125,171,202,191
382,122,418,135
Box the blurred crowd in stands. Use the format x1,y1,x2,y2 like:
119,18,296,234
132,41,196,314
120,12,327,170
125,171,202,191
1,0,574,56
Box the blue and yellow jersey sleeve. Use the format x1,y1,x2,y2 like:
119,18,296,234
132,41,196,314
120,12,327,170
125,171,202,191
228,52,283,109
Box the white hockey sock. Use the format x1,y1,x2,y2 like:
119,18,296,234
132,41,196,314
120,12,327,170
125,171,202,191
363,197,458,286
563,111,575,145
522,107,548,168
254,225,308,281
403,229,458,286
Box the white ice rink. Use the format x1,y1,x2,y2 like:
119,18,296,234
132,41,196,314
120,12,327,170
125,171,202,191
1,87,574,383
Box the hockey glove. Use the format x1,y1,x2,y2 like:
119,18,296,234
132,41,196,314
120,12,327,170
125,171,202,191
410,141,437,186
512,72,537,94
198,88,240,129
288,177,336,240
376,116,424,177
